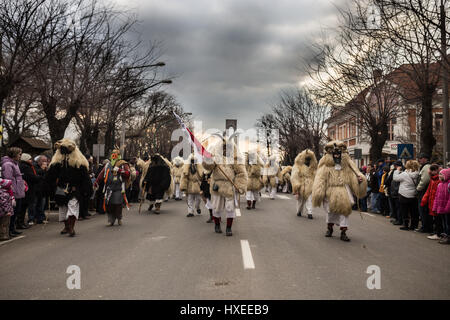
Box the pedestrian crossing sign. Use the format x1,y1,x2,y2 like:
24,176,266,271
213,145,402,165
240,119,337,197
397,144,413,159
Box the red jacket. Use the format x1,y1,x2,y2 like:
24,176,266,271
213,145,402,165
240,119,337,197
421,174,440,216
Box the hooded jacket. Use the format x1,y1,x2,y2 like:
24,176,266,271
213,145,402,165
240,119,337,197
1,156,25,199
432,168,450,214
421,174,440,215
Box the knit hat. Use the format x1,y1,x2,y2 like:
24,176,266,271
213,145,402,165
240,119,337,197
394,160,403,166
21,153,32,162
440,168,450,181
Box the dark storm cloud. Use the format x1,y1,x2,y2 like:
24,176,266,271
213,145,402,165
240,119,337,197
114,0,347,129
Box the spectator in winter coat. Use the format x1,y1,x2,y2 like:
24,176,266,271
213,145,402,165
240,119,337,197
393,160,420,231
431,168,450,244
369,167,380,213
31,155,48,224
417,153,432,233
385,160,403,225
0,178,15,241
1,147,26,238
18,153,42,228
420,164,442,240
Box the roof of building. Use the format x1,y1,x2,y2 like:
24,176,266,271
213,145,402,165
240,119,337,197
10,136,52,150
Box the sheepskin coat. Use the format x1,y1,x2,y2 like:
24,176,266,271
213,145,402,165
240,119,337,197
44,138,91,206
262,156,279,188
291,149,318,200
139,155,174,197
280,166,292,184
172,156,184,184
312,141,367,216
246,155,264,191
202,140,248,198
180,157,204,194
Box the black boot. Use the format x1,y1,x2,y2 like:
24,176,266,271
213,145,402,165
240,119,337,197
252,200,256,209
197,209,201,214
246,200,252,210
215,223,222,233
340,229,350,242
325,224,333,237
399,220,410,231
148,204,154,211
60,220,69,235
297,210,302,217
226,227,232,236
206,209,213,223
308,214,313,219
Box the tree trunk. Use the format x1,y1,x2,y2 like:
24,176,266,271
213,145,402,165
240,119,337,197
419,89,436,156
369,124,389,163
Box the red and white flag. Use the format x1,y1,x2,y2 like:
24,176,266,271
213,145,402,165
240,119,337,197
172,111,213,159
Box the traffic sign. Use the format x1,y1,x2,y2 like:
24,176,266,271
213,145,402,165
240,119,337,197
397,144,413,159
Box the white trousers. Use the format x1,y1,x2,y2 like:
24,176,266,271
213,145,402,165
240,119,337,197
187,194,201,214
211,194,236,219
282,184,288,193
149,199,164,205
297,195,312,216
58,198,79,222
175,183,181,199
205,198,212,210
246,190,260,201
269,186,277,199
324,200,349,227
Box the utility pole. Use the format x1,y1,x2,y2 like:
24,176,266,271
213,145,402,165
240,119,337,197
441,0,449,165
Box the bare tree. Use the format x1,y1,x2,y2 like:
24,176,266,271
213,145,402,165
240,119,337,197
257,88,328,164
345,0,447,155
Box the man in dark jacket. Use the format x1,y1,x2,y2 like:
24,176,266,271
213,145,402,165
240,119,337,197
369,166,381,214
385,160,403,225
18,153,42,229
144,154,171,214
30,155,48,224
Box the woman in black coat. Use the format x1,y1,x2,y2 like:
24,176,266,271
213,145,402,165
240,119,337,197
144,154,171,214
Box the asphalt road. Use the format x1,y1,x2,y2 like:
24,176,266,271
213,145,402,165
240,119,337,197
1,192,449,300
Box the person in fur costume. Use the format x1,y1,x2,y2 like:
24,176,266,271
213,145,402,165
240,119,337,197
200,170,214,222
280,165,292,193
202,138,248,236
172,156,184,200
143,154,172,214
245,152,264,210
263,155,279,199
312,141,367,241
292,149,318,219
94,149,131,226
180,154,204,217
44,139,91,237
161,155,174,202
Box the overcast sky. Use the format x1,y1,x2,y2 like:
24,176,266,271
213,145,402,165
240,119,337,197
113,0,345,130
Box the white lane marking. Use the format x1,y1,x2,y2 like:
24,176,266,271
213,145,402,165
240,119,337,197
362,212,375,217
236,208,241,217
240,240,255,269
277,195,291,200
261,194,270,198
0,235,25,246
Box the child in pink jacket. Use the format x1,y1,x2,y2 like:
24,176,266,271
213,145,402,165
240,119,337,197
432,168,450,244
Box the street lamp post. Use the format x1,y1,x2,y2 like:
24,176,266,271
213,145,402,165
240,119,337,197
120,61,172,157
